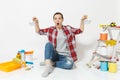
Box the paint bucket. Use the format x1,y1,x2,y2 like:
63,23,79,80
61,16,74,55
18,50,25,62
100,46,107,56
100,32,108,41
25,51,34,67
108,61,117,73
100,61,108,71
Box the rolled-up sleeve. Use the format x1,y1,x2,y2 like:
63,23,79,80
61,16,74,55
39,28,49,35
70,26,82,35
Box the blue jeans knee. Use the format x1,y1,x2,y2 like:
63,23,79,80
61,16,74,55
45,42,54,59
64,58,74,69
44,42,58,61
45,42,54,49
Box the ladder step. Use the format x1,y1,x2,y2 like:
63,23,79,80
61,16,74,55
94,52,111,60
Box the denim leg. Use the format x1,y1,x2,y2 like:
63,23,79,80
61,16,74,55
44,42,58,61
55,55,74,69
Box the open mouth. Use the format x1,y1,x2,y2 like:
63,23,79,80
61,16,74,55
57,23,59,25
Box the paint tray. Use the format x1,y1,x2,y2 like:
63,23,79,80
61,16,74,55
0,61,21,72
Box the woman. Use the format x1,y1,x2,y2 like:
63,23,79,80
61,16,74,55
33,12,87,77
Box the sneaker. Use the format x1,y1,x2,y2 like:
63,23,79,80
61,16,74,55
41,65,54,77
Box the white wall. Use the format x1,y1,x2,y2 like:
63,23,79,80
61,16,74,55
117,0,120,21
0,0,119,62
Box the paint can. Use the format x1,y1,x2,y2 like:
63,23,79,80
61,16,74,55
18,50,25,62
100,46,107,56
100,61,108,71
25,51,34,67
108,61,117,73
100,32,108,41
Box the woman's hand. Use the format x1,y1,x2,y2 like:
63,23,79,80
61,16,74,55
32,17,39,23
80,15,88,32
32,17,40,33
81,15,88,21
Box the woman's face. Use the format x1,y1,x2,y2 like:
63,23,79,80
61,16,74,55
53,14,63,26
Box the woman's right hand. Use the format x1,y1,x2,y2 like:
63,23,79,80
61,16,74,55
32,17,40,33
32,17,39,23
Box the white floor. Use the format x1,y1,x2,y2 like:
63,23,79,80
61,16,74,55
0,58,120,80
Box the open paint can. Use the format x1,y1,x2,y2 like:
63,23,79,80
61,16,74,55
108,61,117,73
100,61,108,71
100,32,108,41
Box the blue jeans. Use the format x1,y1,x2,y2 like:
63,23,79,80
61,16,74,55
45,42,74,69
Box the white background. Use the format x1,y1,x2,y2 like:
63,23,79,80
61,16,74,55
0,0,120,80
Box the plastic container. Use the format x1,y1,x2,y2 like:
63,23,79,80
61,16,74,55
108,61,117,73
100,32,108,41
0,61,21,72
18,50,25,62
100,46,107,56
100,61,108,71
25,51,34,67
16,52,21,59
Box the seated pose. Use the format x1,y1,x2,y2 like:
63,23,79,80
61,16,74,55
32,12,87,77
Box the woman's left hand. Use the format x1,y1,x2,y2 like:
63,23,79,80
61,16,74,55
81,15,88,21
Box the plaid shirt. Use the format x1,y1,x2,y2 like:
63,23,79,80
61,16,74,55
39,25,82,61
